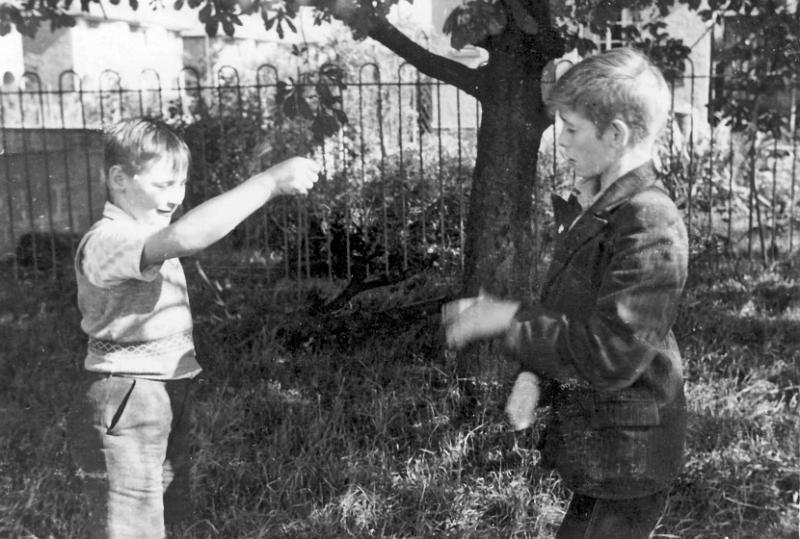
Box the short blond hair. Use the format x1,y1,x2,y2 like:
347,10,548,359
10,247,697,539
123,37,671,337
104,118,190,178
548,47,671,145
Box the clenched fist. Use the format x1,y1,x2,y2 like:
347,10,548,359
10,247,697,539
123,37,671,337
505,371,541,431
442,290,520,349
259,156,321,197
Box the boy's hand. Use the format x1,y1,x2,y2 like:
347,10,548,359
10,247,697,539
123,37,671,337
442,290,520,349
261,157,321,196
505,371,540,431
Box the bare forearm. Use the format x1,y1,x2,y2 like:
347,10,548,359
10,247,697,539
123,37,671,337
141,156,319,267
143,175,277,265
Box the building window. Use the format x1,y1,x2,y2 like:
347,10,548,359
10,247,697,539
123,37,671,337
597,9,634,52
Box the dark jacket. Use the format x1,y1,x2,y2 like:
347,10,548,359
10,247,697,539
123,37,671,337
504,161,688,499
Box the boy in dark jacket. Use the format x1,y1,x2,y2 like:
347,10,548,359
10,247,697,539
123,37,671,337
443,47,688,538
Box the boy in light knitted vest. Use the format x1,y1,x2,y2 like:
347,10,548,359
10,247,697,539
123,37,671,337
68,118,319,538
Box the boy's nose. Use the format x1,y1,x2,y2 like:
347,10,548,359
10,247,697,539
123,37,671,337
167,185,186,203
164,194,182,209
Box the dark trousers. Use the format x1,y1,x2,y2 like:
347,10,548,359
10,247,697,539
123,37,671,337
67,374,194,539
555,490,668,539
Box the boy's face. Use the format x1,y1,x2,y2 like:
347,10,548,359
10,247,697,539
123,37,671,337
114,157,187,227
557,109,616,181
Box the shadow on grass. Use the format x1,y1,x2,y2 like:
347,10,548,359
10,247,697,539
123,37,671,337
1,258,798,538
0,273,89,537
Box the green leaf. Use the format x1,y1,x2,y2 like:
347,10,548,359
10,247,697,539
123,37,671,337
442,1,507,49
222,18,234,36
441,5,460,35
316,82,334,105
261,10,275,30
311,112,340,141
333,108,348,125
319,63,344,81
297,95,314,118
199,2,212,21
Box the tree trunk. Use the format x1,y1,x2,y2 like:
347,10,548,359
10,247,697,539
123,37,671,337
462,39,553,299
353,14,559,300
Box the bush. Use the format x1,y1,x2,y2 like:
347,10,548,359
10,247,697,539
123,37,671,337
174,77,477,283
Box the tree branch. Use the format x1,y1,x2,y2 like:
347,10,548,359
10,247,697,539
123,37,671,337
365,17,481,98
505,0,539,34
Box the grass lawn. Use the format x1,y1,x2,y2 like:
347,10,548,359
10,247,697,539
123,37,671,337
0,257,798,538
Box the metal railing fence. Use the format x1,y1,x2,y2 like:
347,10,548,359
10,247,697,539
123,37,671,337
1,63,798,286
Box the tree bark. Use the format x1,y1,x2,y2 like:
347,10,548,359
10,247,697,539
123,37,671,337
462,33,554,299
338,2,561,300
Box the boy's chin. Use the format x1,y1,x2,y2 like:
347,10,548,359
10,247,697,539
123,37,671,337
141,213,173,227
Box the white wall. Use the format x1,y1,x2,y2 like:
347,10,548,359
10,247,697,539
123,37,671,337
663,3,713,116
70,19,185,87
0,31,25,86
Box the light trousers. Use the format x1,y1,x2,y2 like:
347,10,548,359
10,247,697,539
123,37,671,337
68,374,194,539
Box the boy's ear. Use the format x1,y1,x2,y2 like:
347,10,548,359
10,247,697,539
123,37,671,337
107,165,128,192
607,119,631,149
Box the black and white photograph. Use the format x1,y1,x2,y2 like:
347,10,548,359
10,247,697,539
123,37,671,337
1,0,798,537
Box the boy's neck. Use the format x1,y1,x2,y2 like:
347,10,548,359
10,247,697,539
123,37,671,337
599,143,654,192
108,197,136,221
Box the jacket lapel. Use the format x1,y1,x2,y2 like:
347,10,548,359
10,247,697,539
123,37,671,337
542,162,660,295
542,213,609,295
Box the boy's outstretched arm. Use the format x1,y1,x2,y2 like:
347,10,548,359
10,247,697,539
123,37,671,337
142,157,320,267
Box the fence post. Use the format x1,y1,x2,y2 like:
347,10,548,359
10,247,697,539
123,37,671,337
707,22,715,250
99,70,123,126
58,71,80,248
685,58,696,255
79,74,95,222
375,66,389,276
0,85,18,279
789,80,797,254
256,64,279,281
456,83,464,275
138,69,163,118
35,74,58,279
18,74,39,275
727,131,734,254
417,70,428,254
435,77,445,259
746,100,767,264
397,63,412,273
770,137,778,259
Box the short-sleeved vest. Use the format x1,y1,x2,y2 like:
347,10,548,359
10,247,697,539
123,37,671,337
75,202,201,379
